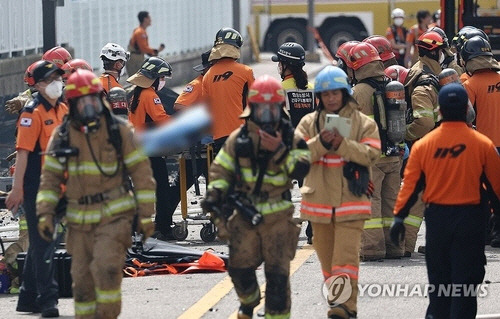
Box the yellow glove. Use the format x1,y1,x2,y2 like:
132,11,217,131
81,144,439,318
5,97,24,114
138,217,155,240
38,214,54,242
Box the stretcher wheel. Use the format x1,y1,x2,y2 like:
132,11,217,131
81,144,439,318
200,223,217,242
172,224,188,240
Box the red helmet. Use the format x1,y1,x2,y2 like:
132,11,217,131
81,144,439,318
65,69,103,100
416,31,444,51
384,65,409,84
248,75,285,104
362,36,396,61
42,46,72,68
336,41,359,67
241,75,284,118
349,42,382,70
61,59,92,80
24,60,45,86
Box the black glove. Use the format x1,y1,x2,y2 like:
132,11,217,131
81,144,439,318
201,189,222,213
343,162,370,197
390,216,405,246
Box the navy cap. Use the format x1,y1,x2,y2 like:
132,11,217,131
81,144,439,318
438,83,468,109
32,60,64,84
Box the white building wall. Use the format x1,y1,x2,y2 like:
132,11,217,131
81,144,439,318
1,0,253,71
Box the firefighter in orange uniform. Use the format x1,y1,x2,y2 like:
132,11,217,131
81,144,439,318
126,11,165,76
127,57,176,239
386,8,407,66
173,50,211,112
295,66,381,319
99,43,129,94
6,61,67,317
5,46,72,115
202,27,255,153
391,83,500,319
36,69,155,318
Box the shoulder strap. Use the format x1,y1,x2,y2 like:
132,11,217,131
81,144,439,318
415,66,440,92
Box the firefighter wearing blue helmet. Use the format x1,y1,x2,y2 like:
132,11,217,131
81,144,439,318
295,66,381,319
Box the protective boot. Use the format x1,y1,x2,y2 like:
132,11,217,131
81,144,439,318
237,304,254,319
328,304,357,319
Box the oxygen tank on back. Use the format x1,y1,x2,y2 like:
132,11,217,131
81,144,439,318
385,81,407,145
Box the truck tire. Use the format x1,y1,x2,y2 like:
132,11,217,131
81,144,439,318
322,24,359,57
267,21,307,53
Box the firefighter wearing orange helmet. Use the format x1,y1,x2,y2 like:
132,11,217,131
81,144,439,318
36,69,156,318
202,75,310,319
402,30,446,256
350,42,407,260
42,46,73,68
5,46,72,115
6,60,67,317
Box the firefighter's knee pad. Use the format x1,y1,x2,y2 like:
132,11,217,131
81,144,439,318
228,267,257,292
265,272,288,313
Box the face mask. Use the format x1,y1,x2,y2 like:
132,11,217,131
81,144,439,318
157,79,166,91
252,103,282,130
394,18,404,27
45,80,63,99
75,96,103,133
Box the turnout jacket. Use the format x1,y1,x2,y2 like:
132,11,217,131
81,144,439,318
295,100,381,224
207,120,310,217
404,56,441,141
36,115,156,228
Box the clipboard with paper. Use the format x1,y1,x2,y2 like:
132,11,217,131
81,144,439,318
324,114,352,137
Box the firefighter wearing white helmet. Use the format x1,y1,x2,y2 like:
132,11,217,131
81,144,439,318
386,8,408,66
99,43,130,94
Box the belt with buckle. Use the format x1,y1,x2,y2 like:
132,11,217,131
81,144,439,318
70,185,128,205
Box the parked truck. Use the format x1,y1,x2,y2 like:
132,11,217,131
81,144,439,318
252,0,440,54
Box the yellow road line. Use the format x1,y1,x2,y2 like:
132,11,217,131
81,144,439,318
177,275,234,319
228,245,315,319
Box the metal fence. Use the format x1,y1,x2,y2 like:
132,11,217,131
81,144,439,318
1,0,251,71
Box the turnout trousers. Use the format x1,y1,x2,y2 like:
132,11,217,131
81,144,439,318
312,218,364,318
66,214,133,319
227,208,300,318
361,159,403,259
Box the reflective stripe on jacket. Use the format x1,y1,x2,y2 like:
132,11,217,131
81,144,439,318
295,100,381,223
37,115,156,226
207,121,310,217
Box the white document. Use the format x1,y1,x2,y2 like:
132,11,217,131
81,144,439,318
324,114,352,137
